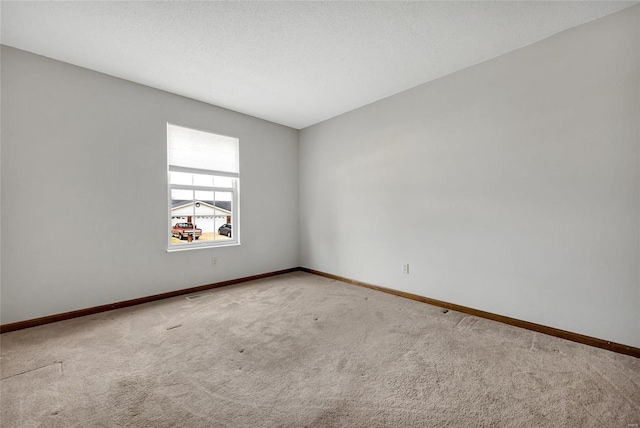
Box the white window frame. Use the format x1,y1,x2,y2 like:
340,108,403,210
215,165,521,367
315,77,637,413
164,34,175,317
167,123,239,251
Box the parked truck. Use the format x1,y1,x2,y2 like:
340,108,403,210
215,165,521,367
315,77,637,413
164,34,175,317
172,222,202,240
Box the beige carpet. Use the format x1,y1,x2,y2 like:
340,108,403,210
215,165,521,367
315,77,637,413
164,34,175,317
1,272,639,427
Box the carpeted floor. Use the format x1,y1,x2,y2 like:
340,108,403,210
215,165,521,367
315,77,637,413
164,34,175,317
1,271,639,427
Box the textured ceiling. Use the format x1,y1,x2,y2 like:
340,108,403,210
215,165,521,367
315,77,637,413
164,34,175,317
1,1,637,129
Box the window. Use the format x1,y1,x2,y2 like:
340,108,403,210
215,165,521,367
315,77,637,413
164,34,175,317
167,123,239,250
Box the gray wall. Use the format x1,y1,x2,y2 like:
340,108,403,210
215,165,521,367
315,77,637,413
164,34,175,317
1,46,300,324
300,6,640,347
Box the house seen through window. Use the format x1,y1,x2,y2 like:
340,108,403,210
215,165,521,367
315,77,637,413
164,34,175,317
168,123,239,249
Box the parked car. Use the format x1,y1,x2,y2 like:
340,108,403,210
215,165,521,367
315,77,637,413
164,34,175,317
172,222,202,240
218,224,232,237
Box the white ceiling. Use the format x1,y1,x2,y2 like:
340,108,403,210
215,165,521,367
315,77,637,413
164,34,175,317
1,1,637,129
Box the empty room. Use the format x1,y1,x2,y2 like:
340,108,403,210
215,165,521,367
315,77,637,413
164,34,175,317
1,1,639,427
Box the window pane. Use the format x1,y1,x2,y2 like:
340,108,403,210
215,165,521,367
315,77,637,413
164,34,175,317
194,190,213,202
214,191,232,202
170,171,192,185
214,191,233,240
193,173,214,187
192,191,214,242
171,188,193,201
213,176,233,188
171,189,196,245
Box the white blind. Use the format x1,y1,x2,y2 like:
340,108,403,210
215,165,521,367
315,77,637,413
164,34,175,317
168,123,239,175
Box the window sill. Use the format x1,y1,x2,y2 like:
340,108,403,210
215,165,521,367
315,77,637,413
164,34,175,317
166,241,240,252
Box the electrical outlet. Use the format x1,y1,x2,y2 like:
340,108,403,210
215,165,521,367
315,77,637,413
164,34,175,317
402,263,409,274
211,257,217,267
